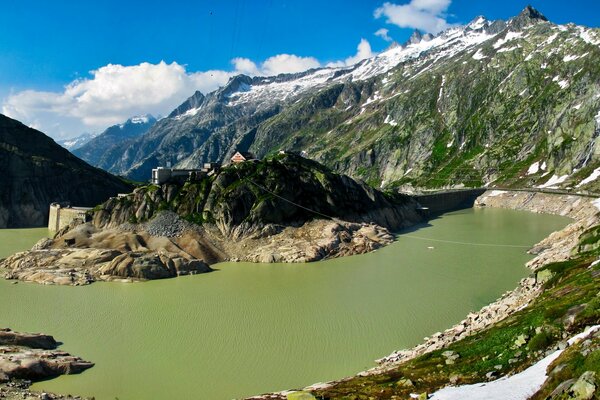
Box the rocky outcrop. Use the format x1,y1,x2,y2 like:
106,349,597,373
1,247,211,285
93,153,423,236
0,114,133,228
225,220,394,263
0,329,93,383
0,329,57,350
0,223,212,285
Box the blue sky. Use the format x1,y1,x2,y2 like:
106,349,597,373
1,0,599,138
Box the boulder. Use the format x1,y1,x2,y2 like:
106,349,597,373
567,371,596,400
0,329,57,350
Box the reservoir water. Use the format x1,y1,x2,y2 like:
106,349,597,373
0,208,568,399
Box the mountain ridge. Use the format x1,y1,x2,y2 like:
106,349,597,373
87,7,599,193
73,114,156,169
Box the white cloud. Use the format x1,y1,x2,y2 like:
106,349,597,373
3,61,234,138
231,57,260,76
375,0,453,34
375,28,393,42
326,39,376,68
1,40,374,140
411,0,451,14
260,54,321,76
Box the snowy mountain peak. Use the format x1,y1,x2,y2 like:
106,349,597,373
406,29,424,46
168,91,206,118
57,132,97,151
467,16,488,31
129,114,154,124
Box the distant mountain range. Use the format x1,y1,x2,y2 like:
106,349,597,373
74,6,600,192
57,132,97,151
72,115,156,168
0,114,132,228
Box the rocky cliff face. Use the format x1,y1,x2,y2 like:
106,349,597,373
92,153,423,237
89,7,599,193
0,114,133,228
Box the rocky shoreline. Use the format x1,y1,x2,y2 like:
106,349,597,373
0,213,396,285
0,329,92,400
245,189,600,399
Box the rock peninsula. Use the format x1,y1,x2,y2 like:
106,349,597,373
0,153,423,285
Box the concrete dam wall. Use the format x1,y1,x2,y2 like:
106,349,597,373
414,189,487,215
48,203,91,232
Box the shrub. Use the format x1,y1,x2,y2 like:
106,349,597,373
528,331,553,351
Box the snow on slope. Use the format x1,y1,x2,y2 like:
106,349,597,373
225,18,499,109
430,325,600,400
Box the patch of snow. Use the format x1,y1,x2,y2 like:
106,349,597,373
431,351,562,400
497,46,519,53
430,325,600,400
541,162,547,171
552,76,569,89
437,75,446,104
468,16,487,30
563,53,588,62
403,168,413,176
130,115,150,124
527,162,540,175
537,174,569,189
541,63,547,69
545,32,560,46
519,89,527,97
578,27,600,45
577,167,600,187
573,103,582,110
472,49,487,60
227,67,336,107
175,106,203,120
350,26,496,82
447,138,454,148
384,115,398,127
568,325,600,345
363,92,382,107
594,199,600,212
493,31,523,49
487,190,506,197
